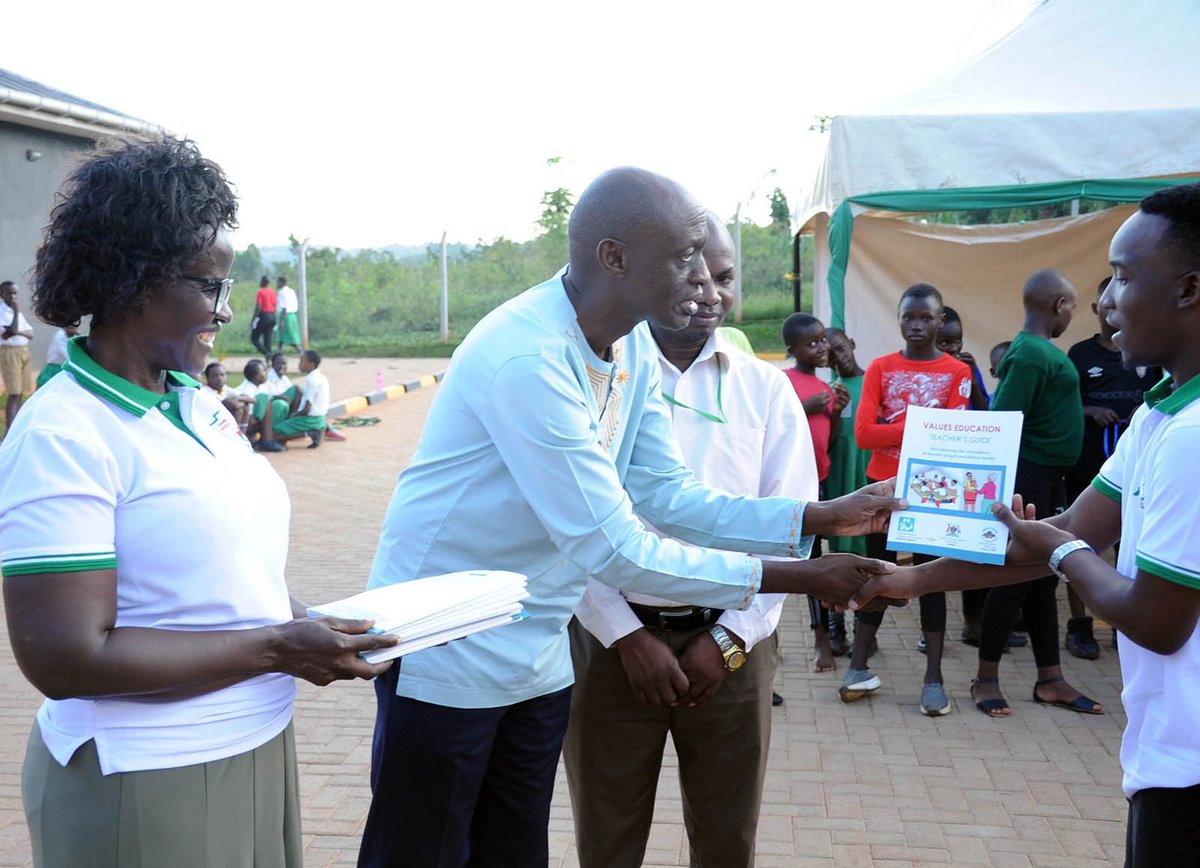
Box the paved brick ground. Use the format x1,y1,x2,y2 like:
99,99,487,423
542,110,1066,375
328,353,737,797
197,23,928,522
0,374,1130,866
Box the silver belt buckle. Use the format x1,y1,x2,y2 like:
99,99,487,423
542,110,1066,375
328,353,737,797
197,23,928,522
658,607,702,629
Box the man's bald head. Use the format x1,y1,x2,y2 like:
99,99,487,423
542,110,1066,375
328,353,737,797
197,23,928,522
568,167,706,274
1022,269,1074,310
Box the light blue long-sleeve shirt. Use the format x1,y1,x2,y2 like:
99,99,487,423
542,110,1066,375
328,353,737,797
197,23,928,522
368,275,811,708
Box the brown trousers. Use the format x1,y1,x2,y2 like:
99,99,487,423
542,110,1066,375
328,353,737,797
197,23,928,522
563,617,777,868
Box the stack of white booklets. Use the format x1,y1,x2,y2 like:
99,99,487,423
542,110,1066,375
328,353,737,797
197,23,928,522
308,570,529,664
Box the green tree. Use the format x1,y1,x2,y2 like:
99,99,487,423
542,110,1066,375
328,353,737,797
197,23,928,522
536,187,574,240
768,188,791,237
230,242,264,285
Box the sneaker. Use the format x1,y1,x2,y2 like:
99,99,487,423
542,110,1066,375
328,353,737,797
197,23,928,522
920,682,951,716
772,691,784,707
917,635,927,654
839,668,881,703
324,427,347,442
1066,616,1100,660
256,439,285,453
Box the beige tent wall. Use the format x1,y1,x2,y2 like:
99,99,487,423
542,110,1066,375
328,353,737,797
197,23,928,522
820,206,1136,391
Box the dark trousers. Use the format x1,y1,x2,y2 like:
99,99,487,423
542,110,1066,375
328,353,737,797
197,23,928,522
1125,783,1200,867
251,312,276,356
855,534,945,631
978,457,1067,666
358,665,572,868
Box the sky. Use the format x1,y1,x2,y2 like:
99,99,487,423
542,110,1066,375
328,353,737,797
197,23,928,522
5,0,1041,251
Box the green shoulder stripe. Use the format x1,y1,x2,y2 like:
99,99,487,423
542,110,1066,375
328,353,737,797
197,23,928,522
1135,554,1200,591
2,554,117,577
1091,475,1121,503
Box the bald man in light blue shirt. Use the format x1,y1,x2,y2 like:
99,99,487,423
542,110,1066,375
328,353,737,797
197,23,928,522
358,167,902,868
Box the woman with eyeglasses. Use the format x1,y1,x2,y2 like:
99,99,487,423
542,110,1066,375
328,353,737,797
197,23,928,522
0,136,397,867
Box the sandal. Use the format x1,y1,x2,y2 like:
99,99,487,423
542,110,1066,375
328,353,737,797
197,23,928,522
1032,675,1103,715
970,677,1011,717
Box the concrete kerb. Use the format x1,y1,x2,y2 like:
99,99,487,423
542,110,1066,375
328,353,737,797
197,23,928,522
326,371,445,420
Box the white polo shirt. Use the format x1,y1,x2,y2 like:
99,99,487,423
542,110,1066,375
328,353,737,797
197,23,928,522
1093,373,1200,797
300,368,330,417
277,285,298,315
266,369,292,396
228,378,265,399
0,338,295,774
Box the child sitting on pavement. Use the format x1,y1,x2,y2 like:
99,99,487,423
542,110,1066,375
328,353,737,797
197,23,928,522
257,350,331,451
204,362,255,431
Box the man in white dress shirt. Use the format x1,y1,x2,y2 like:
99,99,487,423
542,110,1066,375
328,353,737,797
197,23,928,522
564,216,819,867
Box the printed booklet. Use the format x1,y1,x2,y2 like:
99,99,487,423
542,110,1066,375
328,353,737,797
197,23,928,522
887,406,1023,564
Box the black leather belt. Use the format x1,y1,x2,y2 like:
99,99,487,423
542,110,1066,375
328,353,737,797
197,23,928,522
628,603,723,632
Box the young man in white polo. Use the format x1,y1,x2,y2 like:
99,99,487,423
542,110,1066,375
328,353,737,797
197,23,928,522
854,182,1200,868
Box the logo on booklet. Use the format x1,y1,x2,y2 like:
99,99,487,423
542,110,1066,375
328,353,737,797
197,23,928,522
980,527,998,542
945,523,961,539
897,516,916,533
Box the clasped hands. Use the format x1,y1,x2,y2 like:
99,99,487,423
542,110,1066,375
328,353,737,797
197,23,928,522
846,493,1074,610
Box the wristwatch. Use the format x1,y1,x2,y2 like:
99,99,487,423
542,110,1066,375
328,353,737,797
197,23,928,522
1048,539,1095,580
709,625,747,672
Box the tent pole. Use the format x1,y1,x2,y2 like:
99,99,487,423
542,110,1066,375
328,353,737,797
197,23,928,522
792,233,801,312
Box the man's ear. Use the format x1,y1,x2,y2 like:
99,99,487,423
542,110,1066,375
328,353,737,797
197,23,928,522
596,238,625,278
1177,270,1200,312
1053,296,1067,314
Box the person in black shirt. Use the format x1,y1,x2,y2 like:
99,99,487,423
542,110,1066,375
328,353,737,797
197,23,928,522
1064,276,1162,658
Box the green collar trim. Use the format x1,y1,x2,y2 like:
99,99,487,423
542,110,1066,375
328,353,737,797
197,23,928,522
64,337,200,419
1144,373,1200,415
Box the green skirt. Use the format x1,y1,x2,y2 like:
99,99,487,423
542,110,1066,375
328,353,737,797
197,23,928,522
23,723,302,868
278,312,301,346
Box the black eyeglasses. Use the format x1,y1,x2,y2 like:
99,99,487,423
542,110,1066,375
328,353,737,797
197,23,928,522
180,275,234,315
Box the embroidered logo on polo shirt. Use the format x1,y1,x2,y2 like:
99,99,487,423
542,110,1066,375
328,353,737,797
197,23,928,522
1088,366,1104,378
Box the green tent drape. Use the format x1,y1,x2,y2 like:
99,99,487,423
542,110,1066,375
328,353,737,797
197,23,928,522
826,177,1200,329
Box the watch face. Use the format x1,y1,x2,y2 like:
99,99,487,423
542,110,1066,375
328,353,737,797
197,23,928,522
726,649,747,671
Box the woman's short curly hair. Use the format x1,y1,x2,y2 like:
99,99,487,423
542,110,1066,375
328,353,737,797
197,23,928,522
33,135,238,328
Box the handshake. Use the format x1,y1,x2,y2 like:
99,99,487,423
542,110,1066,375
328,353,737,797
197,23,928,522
758,478,916,611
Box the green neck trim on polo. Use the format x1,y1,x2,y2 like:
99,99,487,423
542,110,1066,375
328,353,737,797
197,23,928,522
64,336,200,425
1144,372,1200,415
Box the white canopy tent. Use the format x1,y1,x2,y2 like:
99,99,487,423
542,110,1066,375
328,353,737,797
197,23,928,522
797,0,1200,373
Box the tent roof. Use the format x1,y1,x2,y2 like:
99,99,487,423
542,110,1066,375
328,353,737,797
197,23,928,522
799,0,1200,227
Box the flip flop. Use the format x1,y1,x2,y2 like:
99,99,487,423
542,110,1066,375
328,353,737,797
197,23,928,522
1032,676,1103,715
813,660,836,673
970,677,1010,717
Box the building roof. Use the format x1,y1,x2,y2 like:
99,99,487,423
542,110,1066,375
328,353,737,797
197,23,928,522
0,67,161,139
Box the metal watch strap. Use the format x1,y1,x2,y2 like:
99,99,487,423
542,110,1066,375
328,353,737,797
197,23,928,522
1048,539,1094,577
709,624,734,654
